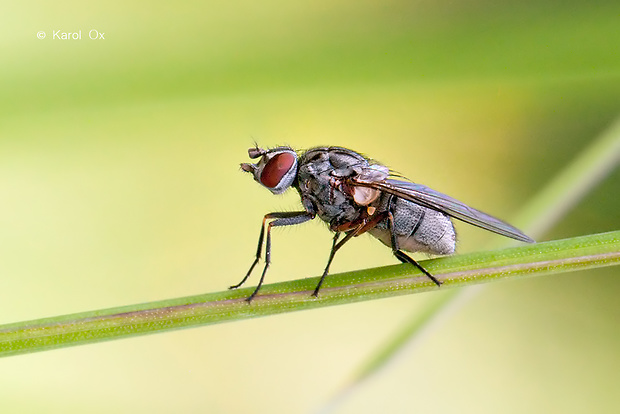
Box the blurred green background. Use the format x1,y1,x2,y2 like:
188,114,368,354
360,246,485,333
1,1,619,412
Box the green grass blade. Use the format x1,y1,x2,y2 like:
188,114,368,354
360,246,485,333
0,231,619,358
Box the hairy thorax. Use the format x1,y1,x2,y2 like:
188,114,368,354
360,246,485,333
296,147,366,226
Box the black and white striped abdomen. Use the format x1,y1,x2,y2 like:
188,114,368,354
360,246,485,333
369,196,456,256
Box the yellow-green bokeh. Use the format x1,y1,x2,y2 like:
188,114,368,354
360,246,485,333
1,1,619,412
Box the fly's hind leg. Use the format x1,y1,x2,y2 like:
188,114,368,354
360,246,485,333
387,197,442,287
231,211,314,301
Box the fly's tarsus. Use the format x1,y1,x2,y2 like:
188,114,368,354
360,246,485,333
394,250,443,287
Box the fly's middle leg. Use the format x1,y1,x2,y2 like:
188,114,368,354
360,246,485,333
313,210,388,297
312,231,356,297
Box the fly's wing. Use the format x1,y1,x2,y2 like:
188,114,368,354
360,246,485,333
354,178,534,243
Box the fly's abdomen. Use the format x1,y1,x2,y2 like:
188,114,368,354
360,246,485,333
369,197,456,256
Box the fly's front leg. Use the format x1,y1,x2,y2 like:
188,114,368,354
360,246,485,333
231,211,314,302
387,197,442,287
229,215,269,290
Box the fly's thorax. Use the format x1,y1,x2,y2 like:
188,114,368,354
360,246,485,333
299,147,368,176
297,167,361,224
240,146,298,194
296,147,375,224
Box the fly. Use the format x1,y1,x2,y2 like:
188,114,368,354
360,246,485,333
232,145,534,301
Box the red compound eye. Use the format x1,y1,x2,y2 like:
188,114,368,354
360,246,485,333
260,152,296,188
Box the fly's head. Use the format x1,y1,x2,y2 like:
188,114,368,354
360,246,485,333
240,146,298,194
